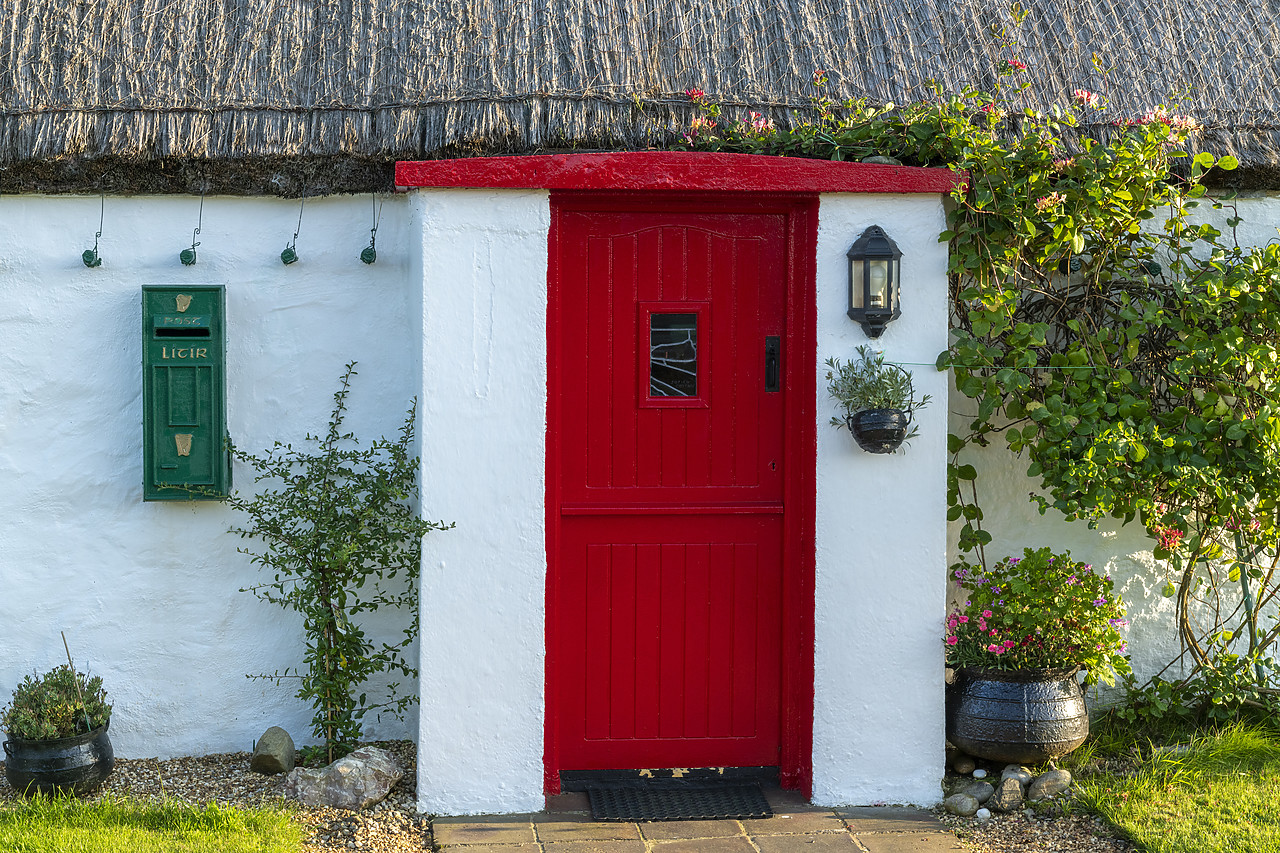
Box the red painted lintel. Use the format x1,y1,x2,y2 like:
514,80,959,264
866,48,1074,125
395,152,962,194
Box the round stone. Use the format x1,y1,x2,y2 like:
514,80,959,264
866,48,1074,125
944,792,980,817
972,768,988,779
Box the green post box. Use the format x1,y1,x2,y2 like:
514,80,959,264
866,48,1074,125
142,285,231,500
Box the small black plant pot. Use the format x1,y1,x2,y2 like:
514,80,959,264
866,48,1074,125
846,408,911,454
3,721,115,796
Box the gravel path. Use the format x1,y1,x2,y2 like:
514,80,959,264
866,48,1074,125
1,742,1137,853
0,740,429,853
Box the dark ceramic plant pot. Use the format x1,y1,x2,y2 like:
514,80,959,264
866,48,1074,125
846,408,911,454
2,721,115,796
945,668,1088,764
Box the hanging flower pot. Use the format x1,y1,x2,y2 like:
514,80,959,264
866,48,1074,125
846,408,912,453
826,346,930,454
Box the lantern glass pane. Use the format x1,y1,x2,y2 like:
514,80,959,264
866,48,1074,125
868,260,890,309
892,258,901,310
851,259,865,309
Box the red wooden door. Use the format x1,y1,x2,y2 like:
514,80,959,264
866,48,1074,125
549,195,794,773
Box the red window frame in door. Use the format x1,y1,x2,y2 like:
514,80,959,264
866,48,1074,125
545,190,817,797
639,301,711,409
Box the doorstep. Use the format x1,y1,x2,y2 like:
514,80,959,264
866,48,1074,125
429,788,965,853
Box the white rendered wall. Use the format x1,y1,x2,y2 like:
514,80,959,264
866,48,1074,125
413,190,550,815
0,194,421,758
952,192,1280,695
811,194,950,807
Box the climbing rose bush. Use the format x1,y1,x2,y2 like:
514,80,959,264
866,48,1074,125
946,547,1132,686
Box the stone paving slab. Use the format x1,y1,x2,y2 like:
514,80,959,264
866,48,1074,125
541,842,648,853
753,833,863,852
535,819,644,843
839,806,952,834
637,819,743,840
434,815,537,846
647,837,757,853
855,832,969,853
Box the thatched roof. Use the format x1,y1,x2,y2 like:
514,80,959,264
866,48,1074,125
2,0,1278,194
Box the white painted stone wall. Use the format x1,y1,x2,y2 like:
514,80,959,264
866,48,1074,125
0,194,422,758
812,195,950,807
412,190,550,816
948,192,1280,695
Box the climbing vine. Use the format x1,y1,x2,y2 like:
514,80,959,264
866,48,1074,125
681,63,1280,713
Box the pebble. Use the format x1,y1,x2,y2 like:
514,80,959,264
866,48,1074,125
944,792,980,817
1030,768,1073,800
1002,764,1033,786
952,754,976,775
972,768,988,778
975,807,992,822
989,777,1025,812
960,780,995,804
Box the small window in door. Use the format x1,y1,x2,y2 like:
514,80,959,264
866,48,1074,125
650,313,698,397
640,303,710,408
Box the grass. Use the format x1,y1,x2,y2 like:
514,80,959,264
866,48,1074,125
0,794,302,853
1074,723,1280,853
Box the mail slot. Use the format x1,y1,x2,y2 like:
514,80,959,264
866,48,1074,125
142,286,230,500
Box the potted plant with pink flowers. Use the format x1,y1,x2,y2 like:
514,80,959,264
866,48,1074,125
944,547,1131,763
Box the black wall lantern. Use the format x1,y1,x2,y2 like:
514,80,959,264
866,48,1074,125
847,225,902,338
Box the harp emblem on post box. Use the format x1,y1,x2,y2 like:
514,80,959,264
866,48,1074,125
175,434,193,457
175,294,193,313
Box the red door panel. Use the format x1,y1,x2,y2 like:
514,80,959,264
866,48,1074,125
549,194,811,782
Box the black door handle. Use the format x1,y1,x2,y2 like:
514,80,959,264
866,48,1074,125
765,336,780,392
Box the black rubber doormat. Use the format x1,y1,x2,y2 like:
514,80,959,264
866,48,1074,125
586,784,773,821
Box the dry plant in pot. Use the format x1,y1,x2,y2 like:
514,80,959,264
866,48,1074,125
2,665,115,796
826,345,931,453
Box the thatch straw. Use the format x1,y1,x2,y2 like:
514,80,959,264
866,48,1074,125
1,0,1277,189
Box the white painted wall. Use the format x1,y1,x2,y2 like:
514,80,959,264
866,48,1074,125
0,194,422,758
811,195,951,807
948,192,1280,697
412,190,550,815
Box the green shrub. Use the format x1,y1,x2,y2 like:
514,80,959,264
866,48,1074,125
2,666,111,740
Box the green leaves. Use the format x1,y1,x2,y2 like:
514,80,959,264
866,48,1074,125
226,363,452,762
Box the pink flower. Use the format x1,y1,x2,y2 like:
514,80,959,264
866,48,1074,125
1035,192,1065,213
1003,639,1017,649
946,636,959,646
1007,59,1028,72
1052,157,1077,171
685,88,707,103
1072,89,1101,108
947,617,959,629
982,610,993,618
958,615,969,624
812,69,828,85
748,111,775,133
987,643,1004,654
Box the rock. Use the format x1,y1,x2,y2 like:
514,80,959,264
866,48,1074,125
283,746,404,810
975,807,992,823
944,792,980,817
250,727,296,775
960,780,995,804
952,754,976,775
989,777,1024,812
1029,768,1072,800
972,768,988,779
1001,764,1033,786
861,155,904,166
